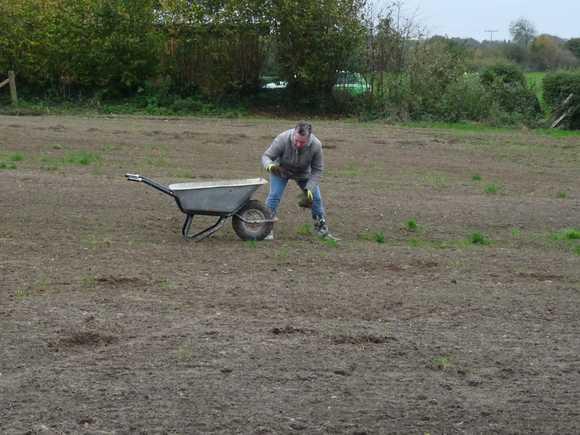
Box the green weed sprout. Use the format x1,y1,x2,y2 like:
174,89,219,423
469,232,490,245
375,231,385,244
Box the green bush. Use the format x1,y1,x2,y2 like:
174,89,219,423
439,73,493,122
480,63,542,125
543,71,580,129
481,63,526,87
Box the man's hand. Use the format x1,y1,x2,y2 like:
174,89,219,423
266,164,285,177
298,189,314,208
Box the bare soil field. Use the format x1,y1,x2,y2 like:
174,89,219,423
1,114,580,434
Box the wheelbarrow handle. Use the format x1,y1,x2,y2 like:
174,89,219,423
125,173,175,197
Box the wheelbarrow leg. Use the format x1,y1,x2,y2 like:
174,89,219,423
182,214,227,241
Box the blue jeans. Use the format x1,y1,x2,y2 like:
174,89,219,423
266,174,325,219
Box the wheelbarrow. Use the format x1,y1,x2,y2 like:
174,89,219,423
125,174,275,241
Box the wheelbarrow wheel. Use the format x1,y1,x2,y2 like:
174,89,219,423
232,200,274,241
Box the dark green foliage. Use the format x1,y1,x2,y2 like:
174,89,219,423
543,71,580,129
480,63,542,123
481,64,526,87
565,38,580,60
271,0,367,108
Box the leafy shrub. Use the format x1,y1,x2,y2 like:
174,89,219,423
480,63,542,125
439,73,493,122
543,71,580,129
481,63,526,87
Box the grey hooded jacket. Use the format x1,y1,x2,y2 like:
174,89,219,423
261,128,324,192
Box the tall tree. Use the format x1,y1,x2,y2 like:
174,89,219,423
509,18,537,48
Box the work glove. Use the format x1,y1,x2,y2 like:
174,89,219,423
266,163,285,177
297,189,314,208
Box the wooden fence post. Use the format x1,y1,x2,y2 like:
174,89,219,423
8,71,18,106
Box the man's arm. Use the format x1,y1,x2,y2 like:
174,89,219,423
261,131,288,169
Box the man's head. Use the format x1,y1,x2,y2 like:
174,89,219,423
293,121,312,150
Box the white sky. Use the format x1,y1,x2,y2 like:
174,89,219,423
373,0,580,41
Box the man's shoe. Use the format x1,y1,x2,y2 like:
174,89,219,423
264,230,274,240
313,217,329,238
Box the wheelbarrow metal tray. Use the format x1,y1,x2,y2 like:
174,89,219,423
169,178,267,215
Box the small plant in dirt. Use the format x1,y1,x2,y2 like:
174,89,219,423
158,279,177,290
81,276,97,289
469,232,490,245
176,343,194,361
575,245,580,256
246,239,257,249
297,224,313,236
9,152,24,162
431,355,452,370
0,161,17,170
81,235,112,250
511,228,522,238
557,191,568,199
472,174,482,181
66,151,100,166
405,219,419,232
15,288,32,301
484,183,500,194
320,237,338,248
374,231,385,244
552,228,580,241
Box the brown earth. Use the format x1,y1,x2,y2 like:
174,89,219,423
1,114,580,434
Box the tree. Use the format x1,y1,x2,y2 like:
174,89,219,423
530,35,578,71
565,38,580,60
509,18,537,48
272,0,368,104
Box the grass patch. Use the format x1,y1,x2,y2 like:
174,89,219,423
405,219,419,232
9,152,24,162
484,183,500,194
0,161,17,170
357,229,386,243
297,224,313,236
431,355,452,370
471,174,482,181
320,237,338,248
552,228,580,241
246,239,257,249
41,150,101,169
468,232,490,245
419,172,449,190
557,191,568,199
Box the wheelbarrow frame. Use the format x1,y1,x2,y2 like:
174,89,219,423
125,173,274,241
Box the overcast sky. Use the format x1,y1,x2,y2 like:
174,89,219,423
373,0,580,42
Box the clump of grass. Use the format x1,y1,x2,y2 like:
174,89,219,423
0,161,17,170
472,174,482,181
246,239,257,248
374,231,385,244
484,183,499,194
511,228,522,238
405,219,418,232
320,237,338,248
15,288,32,301
81,276,97,289
469,232,490,245
65,151,100,166
575,245,580,256
9,152,24,162
552,228,580,241
557,191,568,199
297,224,312,236
431,355,452,370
